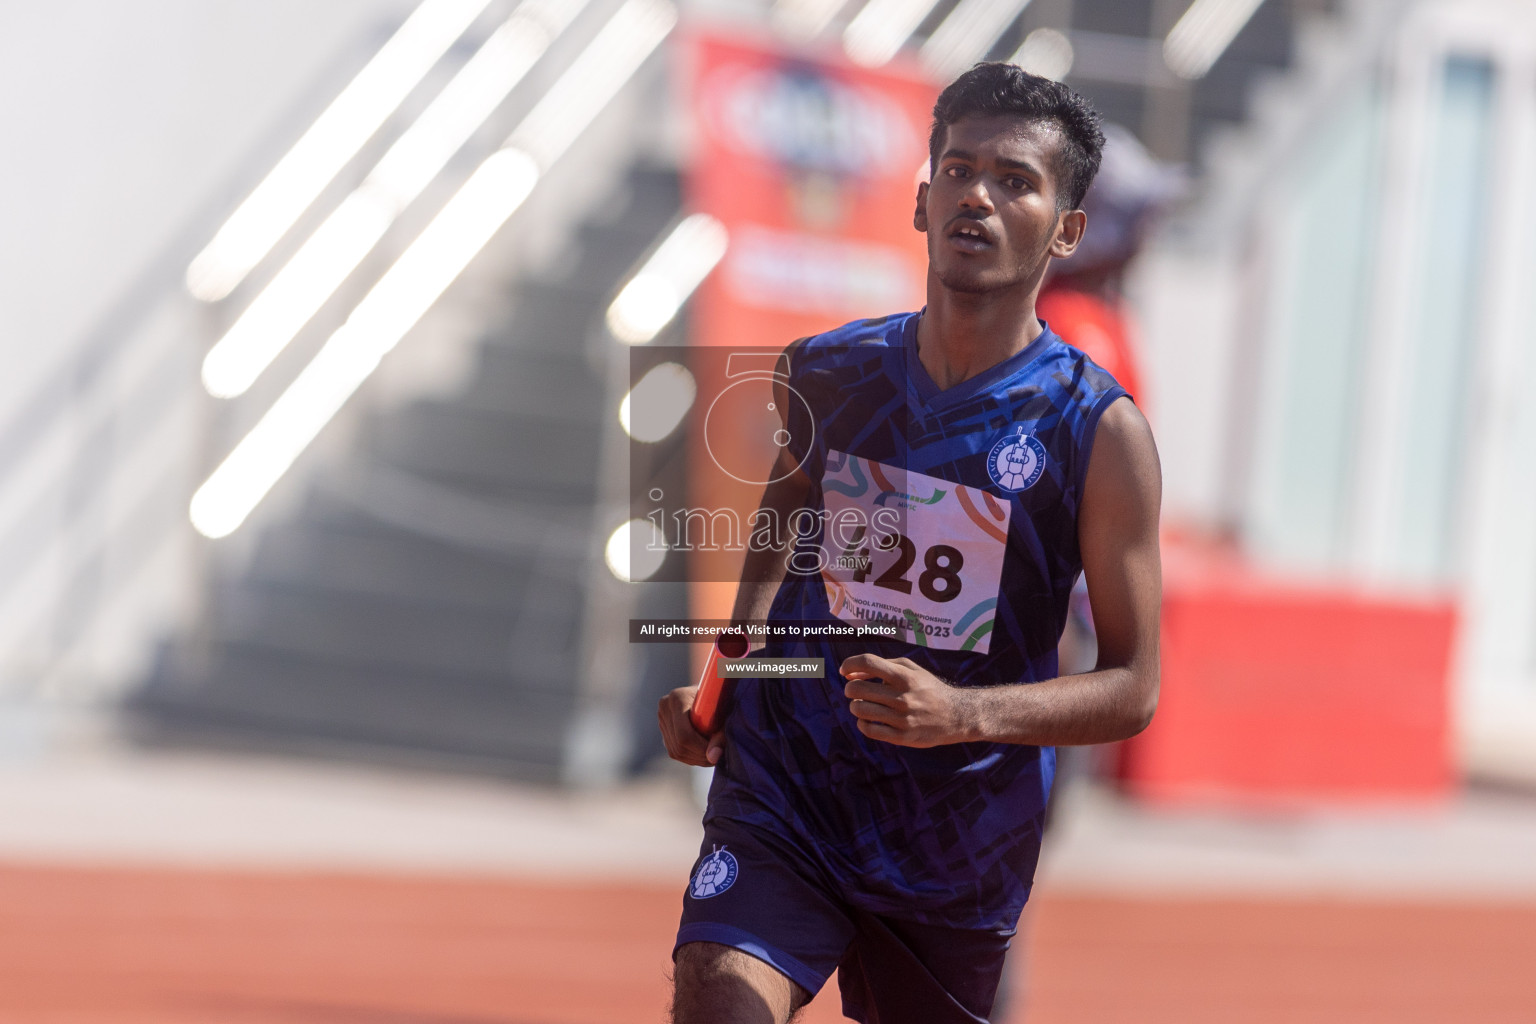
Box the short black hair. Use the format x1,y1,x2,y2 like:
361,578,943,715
929,63,1106,211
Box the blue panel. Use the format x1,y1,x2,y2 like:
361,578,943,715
1254,84,1382,567
1397,57,1496,579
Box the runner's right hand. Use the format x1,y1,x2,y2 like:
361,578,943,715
658,685,725,767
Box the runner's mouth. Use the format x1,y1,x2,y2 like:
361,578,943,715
946,219,994,251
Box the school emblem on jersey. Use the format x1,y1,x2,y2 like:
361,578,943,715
689,846,739,899
987,426,1047,492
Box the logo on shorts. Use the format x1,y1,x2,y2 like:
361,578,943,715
986,426,1047,492
689,845,739,899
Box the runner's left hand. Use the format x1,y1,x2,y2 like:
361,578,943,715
839,654,978,747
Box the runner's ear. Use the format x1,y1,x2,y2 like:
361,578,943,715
914,181,930,233
1050,208,1087,259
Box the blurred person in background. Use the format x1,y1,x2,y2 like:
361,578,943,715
1040,122,1179,425
657,64,1162,1024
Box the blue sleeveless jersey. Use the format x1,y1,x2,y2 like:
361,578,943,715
706,310,1128,930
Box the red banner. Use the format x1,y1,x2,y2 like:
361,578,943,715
685,32,935,351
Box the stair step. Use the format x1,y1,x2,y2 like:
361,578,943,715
486,285,615,351
243,520,583,616
565,225,683,284
208,582,585,683
292,482,593,555
457,347,605,421
134,645,572,775
609,165,683,212
370,402,602,498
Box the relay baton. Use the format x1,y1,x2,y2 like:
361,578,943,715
690,631,751,735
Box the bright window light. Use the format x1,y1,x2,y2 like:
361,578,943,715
185,0,494,302
607,214,728,344
367,0,583,201
770,0,846,41
608,276,681,343
201,191,393,397
920,0,1032,81
1163,0,1264,80
200,0,586,399
510,0,678,169
1011,28,1074,82
190,150,539,539
192,2,678,538
620,362,696,442
843,0,943,68
605,519,668,582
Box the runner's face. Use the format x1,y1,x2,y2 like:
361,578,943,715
915,115,1081,295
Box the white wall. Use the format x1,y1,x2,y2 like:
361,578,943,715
0,0,416,411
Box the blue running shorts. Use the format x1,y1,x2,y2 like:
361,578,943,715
674,815,1014,1023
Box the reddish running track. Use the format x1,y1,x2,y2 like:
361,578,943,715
0,864,1532,1023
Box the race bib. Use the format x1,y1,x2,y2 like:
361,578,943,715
819,450,1010,653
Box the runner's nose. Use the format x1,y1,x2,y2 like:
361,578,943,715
957,177,994,214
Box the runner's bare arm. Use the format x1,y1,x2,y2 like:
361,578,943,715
841,396,1161,747
658,350,815,766
728,345,816,625
729,441,813,624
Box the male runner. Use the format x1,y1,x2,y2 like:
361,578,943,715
658,63,1161,1024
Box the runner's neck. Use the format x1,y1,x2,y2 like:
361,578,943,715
914,299,1043,391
